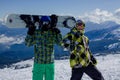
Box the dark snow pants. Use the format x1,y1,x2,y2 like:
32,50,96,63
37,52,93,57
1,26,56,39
70,63,104,80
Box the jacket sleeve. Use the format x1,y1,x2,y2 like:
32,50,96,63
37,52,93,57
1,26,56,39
55,33,62,46
87,38,97,65
61,32,73,49
25,34,35,47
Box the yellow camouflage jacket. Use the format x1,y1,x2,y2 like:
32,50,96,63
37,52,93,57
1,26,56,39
62,27,97,68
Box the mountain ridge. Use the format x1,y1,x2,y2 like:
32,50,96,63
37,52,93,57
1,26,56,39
0,21,120,65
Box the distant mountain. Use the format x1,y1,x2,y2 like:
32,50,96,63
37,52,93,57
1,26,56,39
86,25,120,53
0,21,120,65
85,21,118,32
86,25,120,40
0,24,30,65
0,20,2,25
0,24,69,65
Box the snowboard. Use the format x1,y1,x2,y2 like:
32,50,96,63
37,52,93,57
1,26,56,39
4,14,76,29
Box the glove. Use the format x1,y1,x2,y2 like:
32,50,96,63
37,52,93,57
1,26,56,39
50,14,58,27
27,25,36,35
91,55,97,65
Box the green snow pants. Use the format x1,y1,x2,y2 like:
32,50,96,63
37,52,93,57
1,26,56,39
32,63,54,80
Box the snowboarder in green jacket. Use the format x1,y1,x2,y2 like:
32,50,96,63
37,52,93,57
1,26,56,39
25,15,62,80
62,19,104,80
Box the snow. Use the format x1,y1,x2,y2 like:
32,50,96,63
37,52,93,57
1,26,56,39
108,43,120,49
112,28,120,38
0,54,120,80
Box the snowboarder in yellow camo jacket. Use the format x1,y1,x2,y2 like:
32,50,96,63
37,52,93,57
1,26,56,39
62,19,104,80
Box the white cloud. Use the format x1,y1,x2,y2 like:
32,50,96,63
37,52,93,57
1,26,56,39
0,19,2,22
0,34,14,43
114,8,120,17
0,34,24,45
78,8,120,24
0,17,2,21
0,18,5,25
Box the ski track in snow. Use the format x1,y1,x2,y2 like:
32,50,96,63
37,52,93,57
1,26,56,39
0,54,120,80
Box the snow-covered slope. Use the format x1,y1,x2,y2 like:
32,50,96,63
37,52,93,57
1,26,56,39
0,53,120,80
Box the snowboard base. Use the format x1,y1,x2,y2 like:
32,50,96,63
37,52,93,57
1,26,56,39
4,14,76,29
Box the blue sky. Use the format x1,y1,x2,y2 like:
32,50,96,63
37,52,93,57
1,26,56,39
0,0,120,23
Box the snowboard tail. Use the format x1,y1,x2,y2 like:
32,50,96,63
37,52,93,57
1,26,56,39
4,14,76,29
